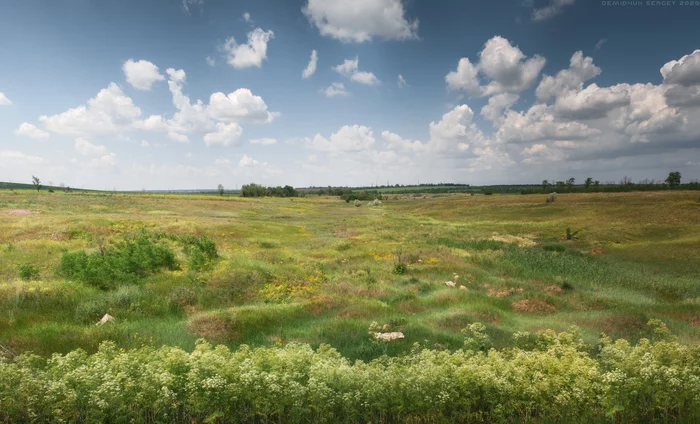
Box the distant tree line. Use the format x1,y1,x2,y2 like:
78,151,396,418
240,183,300,198
520,172,699,195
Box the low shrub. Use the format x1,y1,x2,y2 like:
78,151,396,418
353,200,362,207
75,299,109,324
392,262,408,275
17,263,40,281
546,192,558,203
168,286,198,311
58,233,177,290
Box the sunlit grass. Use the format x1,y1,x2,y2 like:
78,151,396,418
1,190,699,360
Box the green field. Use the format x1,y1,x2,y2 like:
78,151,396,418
2,190,700,422
2,190,699,358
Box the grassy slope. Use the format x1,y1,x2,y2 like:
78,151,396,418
1,190,699,359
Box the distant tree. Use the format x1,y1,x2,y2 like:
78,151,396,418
542,180,549,192
217,184,224,196
31,176,42,192
555,181,566,189
594,180,600,190
620,176,633,186
665,171,681,187
566,178,575,191
282,185,297,197
584,177,593,189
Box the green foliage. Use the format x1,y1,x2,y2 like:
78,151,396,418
560,281,574,291
461,322,492,351
181,235,218,272
392,262,408,275
31,175,41,192
17,263,40,281
392,249,408,275
566,227,580,240
566,177,575,191
241,183,299,198
665,171,681,187
168,286,198,311
58,233,177,290
1,327,699,423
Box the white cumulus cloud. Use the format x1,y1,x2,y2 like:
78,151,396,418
223,28,274,69
446,36,545,97
324,82,349,97
203,122,243,147
74,138,108,156
0,92,12,105
302,0,418,42
15,123,50,140
302,49,318,78
122,59,165,90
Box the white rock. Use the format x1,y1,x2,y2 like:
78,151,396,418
374,332,405,341
96,314,115,326
445,281,456,287
459,285,467,290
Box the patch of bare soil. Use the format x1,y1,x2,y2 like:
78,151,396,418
490,233,537,247
544,285,564,295
512,299,557,314
488,286,525,298
188,314,231,342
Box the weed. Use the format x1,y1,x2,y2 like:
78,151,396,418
560,281,574,291
566,227,580,240
17,263,40,281
168,286,198,311
58,233,177,290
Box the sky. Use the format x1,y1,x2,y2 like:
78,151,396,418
1,0,699,190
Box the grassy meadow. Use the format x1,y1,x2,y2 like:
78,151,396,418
1,189,700,360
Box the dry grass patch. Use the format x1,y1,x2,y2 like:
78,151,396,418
188,314,231,342
511,299,557,314
487,286,525,298
544,285,565,295
490,233,537,247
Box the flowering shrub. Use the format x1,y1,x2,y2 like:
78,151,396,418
1,327,699,423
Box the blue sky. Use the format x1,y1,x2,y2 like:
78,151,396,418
1,0,699,190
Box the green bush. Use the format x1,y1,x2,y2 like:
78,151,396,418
182,235,218,272
17,263,40,281
58,233,177,290
1,327,699,423
74,299,108,324
168,286,198,311
392,262,408,275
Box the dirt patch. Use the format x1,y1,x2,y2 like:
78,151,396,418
7,209,32,215
188,314,231,342
491,233,537,247
597,314,648,338
476,311,501,324
512,299,557,314
334,228,358,238
591,247,604,256
544,285,564,295
488,286,525,298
